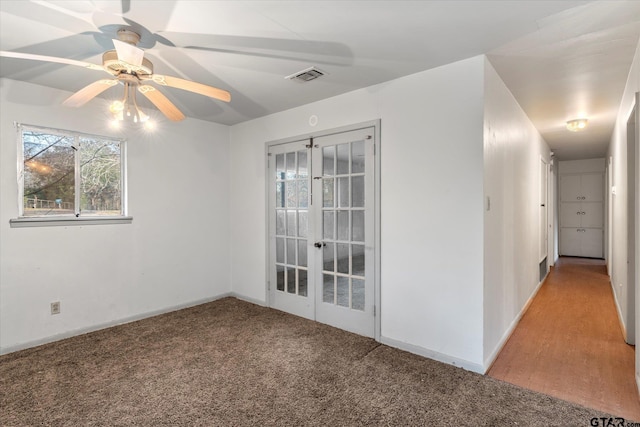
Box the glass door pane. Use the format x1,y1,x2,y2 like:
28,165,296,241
312,127,375,338
269,126,376,338
268,141,314,320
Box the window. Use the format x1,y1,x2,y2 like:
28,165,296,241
18,125,125,218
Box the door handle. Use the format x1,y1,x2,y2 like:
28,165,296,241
314,242,326,248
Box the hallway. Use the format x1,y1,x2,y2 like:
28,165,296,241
488,257,640,421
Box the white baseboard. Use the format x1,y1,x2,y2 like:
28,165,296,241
380,336,484,374
483,275,547,373
610,282,627,341
0,293,233,356
230,292,267,307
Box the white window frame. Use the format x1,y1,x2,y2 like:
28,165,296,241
10,123,132,228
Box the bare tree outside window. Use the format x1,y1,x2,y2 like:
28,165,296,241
21,127,124,217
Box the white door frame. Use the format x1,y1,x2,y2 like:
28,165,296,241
627,95,638,346
264,120,381,341
540,156,549,265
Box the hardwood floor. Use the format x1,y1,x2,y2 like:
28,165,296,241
488,256,640,421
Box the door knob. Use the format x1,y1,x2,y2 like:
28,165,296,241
314,242,326,248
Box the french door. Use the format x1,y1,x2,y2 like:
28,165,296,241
268,127,376,337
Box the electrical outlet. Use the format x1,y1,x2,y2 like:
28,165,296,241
51,301,60,315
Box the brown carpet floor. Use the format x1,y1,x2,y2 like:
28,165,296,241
0,297,616,426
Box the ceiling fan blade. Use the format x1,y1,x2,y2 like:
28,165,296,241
157,32,353,66
0,51,107,73
112,39,144,67
138,85,185,121
63,79,119,108
147,74,231,102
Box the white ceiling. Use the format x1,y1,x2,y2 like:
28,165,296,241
1,1,639,160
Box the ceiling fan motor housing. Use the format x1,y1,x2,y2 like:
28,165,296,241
117,29,141,46
102,50,153,79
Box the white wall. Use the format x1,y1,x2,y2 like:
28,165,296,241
482,59,552,369
230,56,486,371
606,38,640,381
0,79,232,353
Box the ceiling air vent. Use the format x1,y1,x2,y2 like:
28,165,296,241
285,66,325,82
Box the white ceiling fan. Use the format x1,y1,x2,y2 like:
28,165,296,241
0,28,231,123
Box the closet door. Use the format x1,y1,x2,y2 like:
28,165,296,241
581,173,604,201
560,202,582,227
560,175,582,201
581,202,604,228
582,229,604,258
560,227,581,257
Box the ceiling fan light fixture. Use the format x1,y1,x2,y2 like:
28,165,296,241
110,82,151,127
566,118,588,132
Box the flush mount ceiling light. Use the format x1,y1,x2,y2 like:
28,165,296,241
566,118,588,132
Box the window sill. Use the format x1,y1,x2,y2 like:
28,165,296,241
9,216,133,228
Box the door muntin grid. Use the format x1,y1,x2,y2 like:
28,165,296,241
274,149,309,297
320,140,366,311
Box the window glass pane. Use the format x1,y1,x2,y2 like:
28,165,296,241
323,211,334,240
79,138,121,216
337,243,349,274
276,210,285,236
286,180,296,208
22,131,75,216
286,239,297,265
323,146,335,176
276,182,284,208
298,269,308,297
287,267,296,293
323,178,334,207
352,211,364,242
298,240,307,268
337,177,349,208
276,238,284,264
323,243,335,272
337,276,349,307
287,211,296,236
20,127,125,219
323,274,334,303
298,179,308,208
275,154,285,180
297,150,308,178
276,265,285,291
351,141,365,173
352,244,365,277
286,152,296,179
337,211,349,241
352,279,365,311
298,210,308,238
336,143,349,175
352,176,364,207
